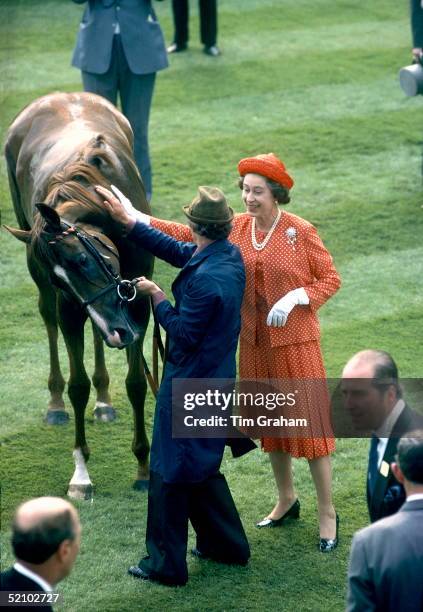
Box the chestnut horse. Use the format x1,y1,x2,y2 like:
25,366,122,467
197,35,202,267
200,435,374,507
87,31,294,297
4,92,154,498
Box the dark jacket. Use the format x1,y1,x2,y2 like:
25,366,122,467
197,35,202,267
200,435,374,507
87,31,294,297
71,0,168,75
129,222,246,483
0,568,53,611
347,499,423,612
411,0,423,48
367,404,423,522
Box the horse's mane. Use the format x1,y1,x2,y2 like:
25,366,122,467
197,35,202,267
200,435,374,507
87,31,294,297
31,161,113,262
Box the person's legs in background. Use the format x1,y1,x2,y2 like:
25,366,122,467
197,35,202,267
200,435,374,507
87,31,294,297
120,71,156,201
82,35,155,199
115,35,156,200
168,0,189,52
199,0,219,55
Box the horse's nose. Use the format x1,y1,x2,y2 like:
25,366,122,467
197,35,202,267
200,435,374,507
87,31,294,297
114,327,137,347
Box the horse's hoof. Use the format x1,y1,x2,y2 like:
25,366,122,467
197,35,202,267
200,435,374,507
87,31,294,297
67,483,93,500
133,479,149,492
93,404,116,422
44,410,70,425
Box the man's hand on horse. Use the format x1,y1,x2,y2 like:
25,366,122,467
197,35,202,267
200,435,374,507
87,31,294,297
95,185,150,235
95,185,135,234
134,277,162,297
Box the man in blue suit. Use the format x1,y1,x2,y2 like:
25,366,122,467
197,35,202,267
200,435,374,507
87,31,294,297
96,184,251,586
347,431,423,611
71,0,168,200
341,350,423,523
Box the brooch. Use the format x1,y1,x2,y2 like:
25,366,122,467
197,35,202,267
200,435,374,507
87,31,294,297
286,227,297,250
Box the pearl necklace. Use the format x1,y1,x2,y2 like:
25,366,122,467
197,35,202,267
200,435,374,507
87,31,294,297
251,208,282,251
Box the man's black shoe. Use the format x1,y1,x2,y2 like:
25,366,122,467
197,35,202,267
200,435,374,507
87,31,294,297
203,45,221,57
128,565,151,580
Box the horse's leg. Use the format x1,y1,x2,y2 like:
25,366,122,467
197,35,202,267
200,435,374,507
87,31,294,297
27,256,68,424
57,293,93,500
126,338,150,491
91,323,116,422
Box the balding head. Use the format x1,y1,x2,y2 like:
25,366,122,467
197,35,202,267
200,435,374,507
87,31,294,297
14,497,78,532
342,350,401,397
341,350,401,431
12,496,80,567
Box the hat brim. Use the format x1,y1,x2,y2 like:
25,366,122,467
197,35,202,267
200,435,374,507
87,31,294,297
182,205,234,225
238,157,294,190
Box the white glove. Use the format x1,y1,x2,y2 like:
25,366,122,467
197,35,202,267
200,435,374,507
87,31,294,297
110,184,151,225
266,288,309,327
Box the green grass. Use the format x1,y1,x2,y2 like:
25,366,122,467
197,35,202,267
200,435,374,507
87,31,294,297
1,0,423,610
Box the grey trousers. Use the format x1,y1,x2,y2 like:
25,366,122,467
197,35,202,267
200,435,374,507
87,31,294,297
82,35,156,199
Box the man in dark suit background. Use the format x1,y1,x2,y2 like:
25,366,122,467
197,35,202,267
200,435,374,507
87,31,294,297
347,431,423,611
1,497,81,610
411,0,423,63
71,0,168,201
341,349,423,522
167,0,220,56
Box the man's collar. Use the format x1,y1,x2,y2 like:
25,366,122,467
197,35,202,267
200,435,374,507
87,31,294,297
188,238,228,264
14,562,53,592
375,399,405,438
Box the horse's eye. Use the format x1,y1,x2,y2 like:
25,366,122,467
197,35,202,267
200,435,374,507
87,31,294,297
79,253,88,265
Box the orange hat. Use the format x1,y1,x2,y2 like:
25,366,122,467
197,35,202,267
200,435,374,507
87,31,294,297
237,153,294,190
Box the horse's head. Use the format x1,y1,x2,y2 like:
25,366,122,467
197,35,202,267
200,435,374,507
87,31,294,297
5,204,141,349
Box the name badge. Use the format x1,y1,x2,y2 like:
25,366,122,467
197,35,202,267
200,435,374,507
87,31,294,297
380,460,390,478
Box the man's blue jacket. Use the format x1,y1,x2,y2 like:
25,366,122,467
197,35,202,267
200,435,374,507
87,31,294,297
129,222,246,483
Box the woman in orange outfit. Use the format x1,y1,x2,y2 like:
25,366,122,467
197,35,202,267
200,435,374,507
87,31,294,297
114,153,341,551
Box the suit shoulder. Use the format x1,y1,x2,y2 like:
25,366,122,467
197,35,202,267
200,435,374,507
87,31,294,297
354,510,406,545
1,568,39,590
393,404,423,436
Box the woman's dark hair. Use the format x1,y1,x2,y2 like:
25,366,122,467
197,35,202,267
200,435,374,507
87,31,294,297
12,509,76,564
190,221,232,240
238,176,290,205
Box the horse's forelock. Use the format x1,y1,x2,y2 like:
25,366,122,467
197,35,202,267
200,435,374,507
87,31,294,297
45,162,109,213
31,161,111,261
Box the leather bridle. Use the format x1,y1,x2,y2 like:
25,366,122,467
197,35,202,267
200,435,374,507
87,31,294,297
57,220,138,308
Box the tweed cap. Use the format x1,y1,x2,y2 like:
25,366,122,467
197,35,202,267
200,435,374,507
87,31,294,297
237,153,294,189
183,186,234,225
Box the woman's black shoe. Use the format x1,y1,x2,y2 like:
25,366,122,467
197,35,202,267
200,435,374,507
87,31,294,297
256,499,300,528
319,513,339,552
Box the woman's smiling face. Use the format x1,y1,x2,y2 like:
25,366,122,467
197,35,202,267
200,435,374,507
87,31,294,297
241,173,276,221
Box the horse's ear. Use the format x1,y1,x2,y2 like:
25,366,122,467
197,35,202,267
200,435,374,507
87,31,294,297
35,203,62,233
3,225,31,244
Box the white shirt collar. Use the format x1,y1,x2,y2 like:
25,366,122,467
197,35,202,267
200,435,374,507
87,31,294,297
406,493,423,502
13,562,53,593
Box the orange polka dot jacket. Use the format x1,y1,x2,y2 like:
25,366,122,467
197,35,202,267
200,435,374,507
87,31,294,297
151,211,341,348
